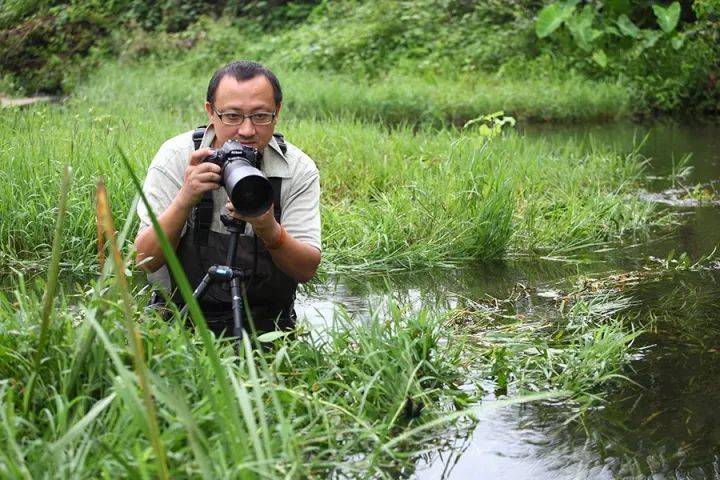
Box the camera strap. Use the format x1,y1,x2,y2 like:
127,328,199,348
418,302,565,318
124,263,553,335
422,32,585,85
192,125,214,245
190,125,286,245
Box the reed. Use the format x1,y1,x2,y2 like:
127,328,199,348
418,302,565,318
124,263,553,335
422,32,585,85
96,179,169,479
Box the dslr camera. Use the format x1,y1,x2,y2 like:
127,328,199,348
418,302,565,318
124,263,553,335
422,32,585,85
204,139,273,217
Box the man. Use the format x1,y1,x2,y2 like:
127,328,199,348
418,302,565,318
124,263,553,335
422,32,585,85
135,60,321,334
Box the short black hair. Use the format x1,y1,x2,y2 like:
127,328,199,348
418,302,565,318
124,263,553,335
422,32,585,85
206,60,282,107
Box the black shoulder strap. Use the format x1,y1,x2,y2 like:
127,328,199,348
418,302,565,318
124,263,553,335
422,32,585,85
191,125,213,245
273,132,288,155
192,125,206,151
268,133,286,223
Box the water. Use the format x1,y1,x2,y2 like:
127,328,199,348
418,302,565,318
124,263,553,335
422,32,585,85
296,121,720,479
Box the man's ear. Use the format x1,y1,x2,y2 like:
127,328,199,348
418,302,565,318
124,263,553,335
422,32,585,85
274,103,282,123
204,102,214,124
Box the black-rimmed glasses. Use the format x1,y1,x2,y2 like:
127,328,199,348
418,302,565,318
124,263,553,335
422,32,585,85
213,107,276,126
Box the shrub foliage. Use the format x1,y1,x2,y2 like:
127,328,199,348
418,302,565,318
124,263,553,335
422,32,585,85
0,0,718,114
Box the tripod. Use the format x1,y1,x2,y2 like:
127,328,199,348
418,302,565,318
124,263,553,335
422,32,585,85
180,214,256,340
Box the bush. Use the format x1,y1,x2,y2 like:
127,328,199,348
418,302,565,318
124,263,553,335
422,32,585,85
0,0,717,114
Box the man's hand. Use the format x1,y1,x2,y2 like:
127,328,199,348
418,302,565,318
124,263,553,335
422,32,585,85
224,197,320,282
225,199,281,245
135,148,222,273
178,148,223,208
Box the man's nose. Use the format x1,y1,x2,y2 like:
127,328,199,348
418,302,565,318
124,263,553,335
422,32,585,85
235,117,256,137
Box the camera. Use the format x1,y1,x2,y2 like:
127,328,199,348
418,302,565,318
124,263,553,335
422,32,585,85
204,139,274,217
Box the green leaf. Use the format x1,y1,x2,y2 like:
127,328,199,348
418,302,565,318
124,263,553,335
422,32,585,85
642,29,663,48
51,393,116,452
671,34,684,50
616,14,641,38
567,5,600,51
592,49,608,68
536,2,576,38
653,1,681,34
256,330,290,343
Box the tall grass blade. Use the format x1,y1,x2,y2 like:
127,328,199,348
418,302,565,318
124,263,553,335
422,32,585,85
116,146,248,465
25,164,72,411
50,393,116,452
97,179,169,480
96,187,106,271
66,193,140,397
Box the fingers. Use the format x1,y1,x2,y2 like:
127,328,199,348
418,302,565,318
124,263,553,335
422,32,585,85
193,161,222,174
225,200,243,220
194,171,222,183
189,148,214,166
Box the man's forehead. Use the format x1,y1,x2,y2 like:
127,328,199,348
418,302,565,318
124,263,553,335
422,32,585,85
214,75,275,108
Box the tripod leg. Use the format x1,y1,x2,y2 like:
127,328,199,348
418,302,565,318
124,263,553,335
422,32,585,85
230,277,244,339
180,272,213,317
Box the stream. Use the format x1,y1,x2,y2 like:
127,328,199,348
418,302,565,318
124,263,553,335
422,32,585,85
296,121,720,479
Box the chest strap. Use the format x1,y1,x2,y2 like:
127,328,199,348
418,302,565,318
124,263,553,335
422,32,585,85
191,126,286,244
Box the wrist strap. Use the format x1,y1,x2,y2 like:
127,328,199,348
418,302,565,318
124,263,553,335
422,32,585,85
264,224,287,250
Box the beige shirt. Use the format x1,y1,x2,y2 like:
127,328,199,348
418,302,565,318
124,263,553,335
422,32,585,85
137,125,320,288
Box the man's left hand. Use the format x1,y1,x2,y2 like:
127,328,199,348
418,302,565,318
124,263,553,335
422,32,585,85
225,198,281,245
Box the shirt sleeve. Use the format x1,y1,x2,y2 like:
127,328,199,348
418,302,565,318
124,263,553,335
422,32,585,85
281,166,321,251
136,149,184,231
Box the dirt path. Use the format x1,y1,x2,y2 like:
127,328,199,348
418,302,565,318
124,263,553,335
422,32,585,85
1,95,58,107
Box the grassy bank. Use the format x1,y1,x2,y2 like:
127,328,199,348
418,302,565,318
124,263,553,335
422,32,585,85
0,61,659,277
0,276,468,477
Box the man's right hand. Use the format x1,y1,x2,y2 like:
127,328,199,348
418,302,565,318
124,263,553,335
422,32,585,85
177,148,223,208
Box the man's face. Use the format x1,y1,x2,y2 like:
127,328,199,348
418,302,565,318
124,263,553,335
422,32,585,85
204,75,281,151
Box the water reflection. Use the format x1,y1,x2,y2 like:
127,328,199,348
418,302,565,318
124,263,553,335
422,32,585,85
298,121,720,479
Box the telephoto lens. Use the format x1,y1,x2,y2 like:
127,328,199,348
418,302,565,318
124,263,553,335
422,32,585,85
207,140,274,217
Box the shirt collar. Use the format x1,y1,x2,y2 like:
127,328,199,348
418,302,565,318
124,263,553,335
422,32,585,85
201,125,291,178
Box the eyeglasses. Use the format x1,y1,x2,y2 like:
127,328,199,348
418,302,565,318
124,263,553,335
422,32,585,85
212,107,276,126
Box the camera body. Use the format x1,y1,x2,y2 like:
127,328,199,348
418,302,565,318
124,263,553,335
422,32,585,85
204,139,274,218
204,140,261,170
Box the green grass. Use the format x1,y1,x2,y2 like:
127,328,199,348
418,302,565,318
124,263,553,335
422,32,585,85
0,249,644,478
0,282,465,477
0,108,651,474
453,290,642,405
0,60,659,277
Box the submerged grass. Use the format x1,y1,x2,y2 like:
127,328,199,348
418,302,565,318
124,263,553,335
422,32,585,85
451,285,643,407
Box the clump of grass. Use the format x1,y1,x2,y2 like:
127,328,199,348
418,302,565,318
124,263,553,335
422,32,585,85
279,69,630,125
0,274,469,477
451,284,643,404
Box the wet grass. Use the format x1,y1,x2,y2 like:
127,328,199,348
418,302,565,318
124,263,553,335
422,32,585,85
450,283,642,407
